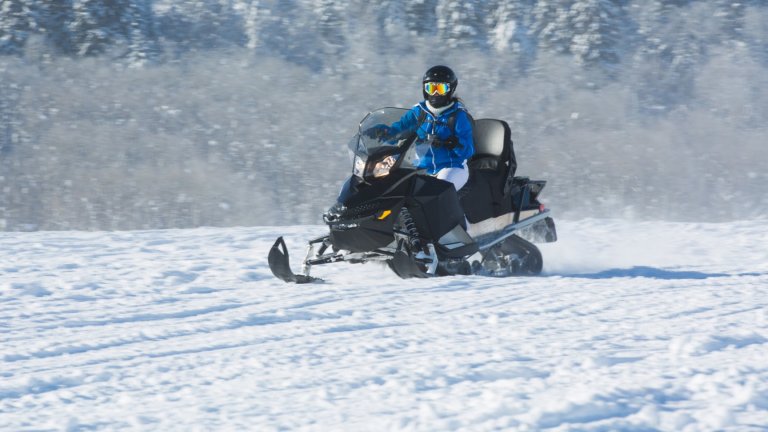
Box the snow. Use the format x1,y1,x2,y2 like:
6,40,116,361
1,219,767,431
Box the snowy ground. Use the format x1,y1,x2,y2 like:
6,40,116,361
1,219,767,431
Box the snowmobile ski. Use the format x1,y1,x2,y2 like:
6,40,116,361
268,237,321,284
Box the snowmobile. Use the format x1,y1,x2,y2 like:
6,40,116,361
268,107,557,283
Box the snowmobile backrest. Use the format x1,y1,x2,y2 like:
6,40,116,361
470,119,516,177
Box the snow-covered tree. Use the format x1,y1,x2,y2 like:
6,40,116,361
234,0,260,50
0,79,18,155
714,0,746,44
123,0,159,65
435,0,485,49
404,0,438,37
486,0,532,53
569,0,627,67
156,0,245,53
743,2,768,65
9,0,158,62
67,0,131,56
33,1,75,55
311,0,347,58
532,0,574,54
630,0,709,109
0,0,35,55
530,0,628,69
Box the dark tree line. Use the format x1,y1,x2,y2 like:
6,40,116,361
2,1,765,68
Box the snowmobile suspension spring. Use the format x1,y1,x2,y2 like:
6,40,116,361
398,208,420,243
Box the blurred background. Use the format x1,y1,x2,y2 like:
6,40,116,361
1,0,766,231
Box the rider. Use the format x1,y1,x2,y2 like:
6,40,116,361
367,65,475,192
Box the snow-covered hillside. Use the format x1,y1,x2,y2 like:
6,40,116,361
2,219,767,431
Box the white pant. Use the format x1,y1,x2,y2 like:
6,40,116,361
434,162,469,191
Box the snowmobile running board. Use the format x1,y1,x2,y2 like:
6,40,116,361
475,209,553,251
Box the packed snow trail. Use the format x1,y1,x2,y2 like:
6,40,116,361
1,220,767,431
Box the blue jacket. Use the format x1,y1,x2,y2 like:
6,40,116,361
389,101,474,175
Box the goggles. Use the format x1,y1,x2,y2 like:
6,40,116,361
424,82,450,96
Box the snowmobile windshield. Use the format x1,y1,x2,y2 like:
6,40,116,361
353,108,411,155
351,107,435,174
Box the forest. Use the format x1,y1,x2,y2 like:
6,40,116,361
1,0,767,230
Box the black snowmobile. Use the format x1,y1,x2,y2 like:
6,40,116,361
268,107,557,283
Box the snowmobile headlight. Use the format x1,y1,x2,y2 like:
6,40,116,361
369,155,398,178
352,155,366,178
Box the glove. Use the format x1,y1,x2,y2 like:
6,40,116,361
363,124,391,140
433,135,460,150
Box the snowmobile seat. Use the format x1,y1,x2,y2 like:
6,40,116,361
459,119,517,223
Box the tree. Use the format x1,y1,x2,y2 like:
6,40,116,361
404,0,438,37
0,0,35,55
64,0,157,62
33,1,75,55
0,77,19,155
532,0,574,54
310,0,347,58
68,0,130,56
569,0,628,68
124,0,159,65
487,0,529,52
743,2,768,66
630,0,708,109
156,0,245,53
435,0,485,49
714,0,746,44
237,0,261,50
530,0,628,69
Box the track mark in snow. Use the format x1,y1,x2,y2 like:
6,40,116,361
179,286,217,295
238,271,270,282
231,310,329,327
559,266,732,280
527,400,637,429
324,323,403,334
158,270,199,285
0,371,113,400
670,332,768,357
60,303,246,328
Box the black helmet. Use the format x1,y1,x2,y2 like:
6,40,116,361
422,65,458,108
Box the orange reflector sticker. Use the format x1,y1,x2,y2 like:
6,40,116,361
377,210,392,220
